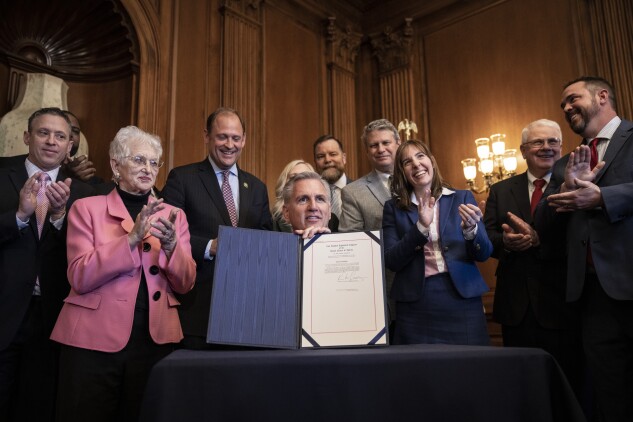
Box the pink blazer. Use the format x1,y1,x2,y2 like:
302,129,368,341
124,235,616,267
51,190,196,352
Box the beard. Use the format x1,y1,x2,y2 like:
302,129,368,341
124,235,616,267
320,166,343,184
566,98,600,135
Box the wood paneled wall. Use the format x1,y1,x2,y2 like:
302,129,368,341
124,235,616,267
2,0,632,344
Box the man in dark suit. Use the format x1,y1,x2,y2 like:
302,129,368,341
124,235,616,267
484,119,582,394
0,107,94,422
162,107,272,349
313,134,352,218
541,76,633,421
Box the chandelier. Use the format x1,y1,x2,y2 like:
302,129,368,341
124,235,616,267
461,134,517,193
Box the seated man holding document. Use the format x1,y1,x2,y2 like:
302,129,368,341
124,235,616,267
208,170,388,348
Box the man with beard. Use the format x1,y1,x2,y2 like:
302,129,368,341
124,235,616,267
484,119,582,398
313,135,352,217
539,76,633,422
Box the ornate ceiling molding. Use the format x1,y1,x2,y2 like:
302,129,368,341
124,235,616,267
369,18,414,74
325,17,362,74
0,0,139,82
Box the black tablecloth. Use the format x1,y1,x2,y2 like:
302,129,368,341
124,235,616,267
139,344,585,422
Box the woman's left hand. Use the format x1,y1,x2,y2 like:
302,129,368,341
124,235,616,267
458,203,482,231
151,208,179,258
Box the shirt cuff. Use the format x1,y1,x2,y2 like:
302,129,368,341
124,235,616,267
204,239,214,261
16,215,29,229
416,221,430,237
462,224,478,240
50,214,65,230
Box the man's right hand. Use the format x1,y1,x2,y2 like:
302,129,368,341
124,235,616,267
563,145,604,191
501,211,539,251
16,173,41,222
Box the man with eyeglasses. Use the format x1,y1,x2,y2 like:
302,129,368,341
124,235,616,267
484,118,583,399
0,107,94,422
162,107,272,350
537,76,633,421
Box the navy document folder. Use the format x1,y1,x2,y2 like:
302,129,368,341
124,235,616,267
207,226,388,349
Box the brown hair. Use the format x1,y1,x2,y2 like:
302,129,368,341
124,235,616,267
392,139,450,210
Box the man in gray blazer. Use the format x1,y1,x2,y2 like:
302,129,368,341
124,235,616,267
339,119,400,232
339,119,400,327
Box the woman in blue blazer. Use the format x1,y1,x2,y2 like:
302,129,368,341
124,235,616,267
383,140,492,345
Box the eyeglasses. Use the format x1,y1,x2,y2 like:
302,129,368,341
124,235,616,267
124,155,164,169
523,138,561,149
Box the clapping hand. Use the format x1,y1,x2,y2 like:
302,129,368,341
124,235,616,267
151,208,180,258
501,211,539,251
416,189,436,228
128,198,166,247
458,203,482,231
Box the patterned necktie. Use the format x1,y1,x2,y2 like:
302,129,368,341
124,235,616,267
221,170,238,227
36,173,51,237
330,185,342,217
589,138,600,169
530,178,546,216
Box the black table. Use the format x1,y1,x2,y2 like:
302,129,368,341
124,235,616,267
140,344,585,422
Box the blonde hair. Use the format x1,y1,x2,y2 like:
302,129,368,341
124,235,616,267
272,160,315,219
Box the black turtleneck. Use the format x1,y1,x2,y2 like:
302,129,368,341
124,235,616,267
117,186,152,313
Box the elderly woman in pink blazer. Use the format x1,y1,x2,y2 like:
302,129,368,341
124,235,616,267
51,126,195,422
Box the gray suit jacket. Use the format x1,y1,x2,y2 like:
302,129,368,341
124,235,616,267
339,169,390,232
339,169,395,320
538,119,633,301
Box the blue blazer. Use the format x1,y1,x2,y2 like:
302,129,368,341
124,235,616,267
382,189,491,302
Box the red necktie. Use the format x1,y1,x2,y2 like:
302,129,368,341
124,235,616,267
589,138,600,169
221,170,238,227
530,179,546,216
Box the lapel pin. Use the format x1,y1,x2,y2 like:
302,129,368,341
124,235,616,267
243,182,249,188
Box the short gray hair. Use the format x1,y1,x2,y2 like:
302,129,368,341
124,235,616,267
361,119,400,145
109,126,163,162
521,119,562,144
282,171,331,205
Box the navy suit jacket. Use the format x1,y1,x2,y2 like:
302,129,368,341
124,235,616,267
0,163,94,350
539,119,633,301
161,158,272,337
485,172,570,328
382,189,491,302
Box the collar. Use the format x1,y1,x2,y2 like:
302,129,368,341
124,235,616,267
375,169,391,183
592,116,622,142
332,173,348,189
526,170,551,185
25,158,60,181
208,156,238,176
410,187,454,204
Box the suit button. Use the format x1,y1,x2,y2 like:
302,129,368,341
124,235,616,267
443,247,449,252
149,265,160,275
415,246,422,251
153,291,161,301
475,244,481,251
143,242,151,252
